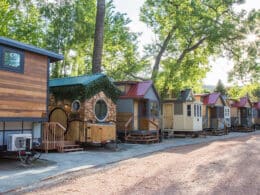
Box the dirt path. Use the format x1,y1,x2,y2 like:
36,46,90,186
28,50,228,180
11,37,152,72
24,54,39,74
28,135,260,195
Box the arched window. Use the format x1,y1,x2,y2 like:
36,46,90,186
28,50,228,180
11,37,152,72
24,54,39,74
94,99,108,122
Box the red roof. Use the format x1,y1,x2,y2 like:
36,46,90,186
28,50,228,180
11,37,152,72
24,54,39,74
203,92,221,105
253,102,260,109
119,80,153,99
232,97,251,108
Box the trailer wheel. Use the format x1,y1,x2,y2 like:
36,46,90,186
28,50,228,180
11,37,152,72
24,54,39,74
18,150,41,165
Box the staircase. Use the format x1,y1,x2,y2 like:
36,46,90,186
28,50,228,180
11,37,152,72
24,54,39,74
62,141,84,152
125,130,159,144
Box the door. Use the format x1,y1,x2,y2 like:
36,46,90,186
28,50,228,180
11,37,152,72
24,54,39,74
133,100,139,130
139,100,148,130
163,103,174,129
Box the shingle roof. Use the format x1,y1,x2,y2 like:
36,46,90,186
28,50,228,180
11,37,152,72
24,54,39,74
49,74,105,87
0,36,63,62
177,89,193,102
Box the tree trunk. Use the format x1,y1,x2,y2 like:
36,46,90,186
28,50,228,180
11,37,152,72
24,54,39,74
151,26,176,80
92,0,105,74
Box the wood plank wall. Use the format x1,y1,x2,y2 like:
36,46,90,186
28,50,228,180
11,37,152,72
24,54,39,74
0,52,48,118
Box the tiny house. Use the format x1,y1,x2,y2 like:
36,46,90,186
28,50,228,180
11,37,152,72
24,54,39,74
115,81,160,142
229,96,253,128
48,74,121,149
0,37,63,153
162,89,203,136
196,92,230,131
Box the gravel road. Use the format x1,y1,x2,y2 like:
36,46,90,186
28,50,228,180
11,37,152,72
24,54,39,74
27,134,260,195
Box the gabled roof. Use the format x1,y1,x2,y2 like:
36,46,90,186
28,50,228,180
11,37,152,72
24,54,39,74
203,92,225,105
253,102,260,109
49,74,121,103
0,37,63,62
177,89,193,102
116,80,159,100
232,96,252,108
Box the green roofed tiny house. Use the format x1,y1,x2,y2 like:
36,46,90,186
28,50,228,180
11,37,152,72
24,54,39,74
47,74,121,151
0,37,63,158
114,81,160,143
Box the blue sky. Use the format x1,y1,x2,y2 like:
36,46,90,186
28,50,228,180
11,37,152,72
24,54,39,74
113,0,259,86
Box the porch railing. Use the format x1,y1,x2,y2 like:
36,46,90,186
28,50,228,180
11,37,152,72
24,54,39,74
42,122,66,153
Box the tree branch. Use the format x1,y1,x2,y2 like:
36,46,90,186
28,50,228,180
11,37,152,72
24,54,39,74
151,25,176,80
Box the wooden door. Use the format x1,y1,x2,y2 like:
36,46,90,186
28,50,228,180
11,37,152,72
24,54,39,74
133,100,138,130
163,103,174,129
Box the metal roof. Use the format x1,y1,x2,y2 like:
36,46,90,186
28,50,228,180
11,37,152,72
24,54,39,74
49,74,106,87
203,92,222,105
232,97,252,108
117,80,153,99
0,37,63,62
254,102,260,109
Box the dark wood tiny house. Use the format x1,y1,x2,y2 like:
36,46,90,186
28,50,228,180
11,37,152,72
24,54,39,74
0,37,63,151
195,93,230,132
229,96,253,128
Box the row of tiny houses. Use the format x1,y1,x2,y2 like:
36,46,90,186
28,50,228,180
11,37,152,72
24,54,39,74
0,37,259,156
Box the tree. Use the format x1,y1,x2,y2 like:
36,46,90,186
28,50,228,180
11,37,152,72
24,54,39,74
215,79,227,95
227,9,260,84
140,0,245,97
92,0,105,74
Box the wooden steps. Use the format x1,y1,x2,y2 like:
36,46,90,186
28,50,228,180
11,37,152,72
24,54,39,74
62,141,84,152
125,131,159,144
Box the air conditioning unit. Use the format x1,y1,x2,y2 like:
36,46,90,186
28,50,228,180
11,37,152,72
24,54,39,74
7,134,32,151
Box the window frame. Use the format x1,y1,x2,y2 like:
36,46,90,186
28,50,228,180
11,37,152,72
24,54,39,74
94,99,108,122
187,104,191,117
0,46,24,74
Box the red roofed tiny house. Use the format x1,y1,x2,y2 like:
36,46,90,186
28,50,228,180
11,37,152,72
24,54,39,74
195,92,230,133
115,81,160,143
228,96,254,129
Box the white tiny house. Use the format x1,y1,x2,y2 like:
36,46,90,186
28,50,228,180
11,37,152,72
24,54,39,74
162,89,203,136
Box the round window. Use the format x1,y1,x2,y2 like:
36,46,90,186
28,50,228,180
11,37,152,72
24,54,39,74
94,99,108,122
71,100,81,112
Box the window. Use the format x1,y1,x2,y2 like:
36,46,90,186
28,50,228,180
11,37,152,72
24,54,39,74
71,100,81,112
94,99,108,122
174,103,183,115
199,105,202,117
150,102,159,117
0,47,24,73
187,105,191,117
224,107,230,118
194,104,197,117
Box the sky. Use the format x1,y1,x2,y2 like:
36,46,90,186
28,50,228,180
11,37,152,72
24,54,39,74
112,0,259,86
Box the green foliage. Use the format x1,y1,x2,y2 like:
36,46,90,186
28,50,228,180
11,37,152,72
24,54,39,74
215,79,227,95
227,9,260,84
227,83,260,101
140,0,246,97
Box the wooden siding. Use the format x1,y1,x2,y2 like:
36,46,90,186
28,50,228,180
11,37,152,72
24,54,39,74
0,52,48,119
215,97,224,106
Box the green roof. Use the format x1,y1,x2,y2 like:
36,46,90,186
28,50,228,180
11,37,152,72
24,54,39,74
49,73,106,87
49,74,121,103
